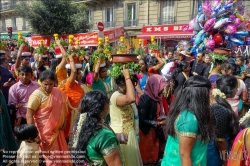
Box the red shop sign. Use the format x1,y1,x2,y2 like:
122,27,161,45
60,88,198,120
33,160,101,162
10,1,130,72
142,24,189,33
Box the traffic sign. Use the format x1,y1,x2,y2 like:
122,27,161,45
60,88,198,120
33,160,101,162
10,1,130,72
97,22,104,31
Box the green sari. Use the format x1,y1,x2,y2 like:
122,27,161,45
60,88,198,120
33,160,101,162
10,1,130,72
161,110,207,166
0,91,18,165
86,126,125,166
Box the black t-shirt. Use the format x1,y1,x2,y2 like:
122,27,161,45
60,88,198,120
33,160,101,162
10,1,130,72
190,60,208,77
174,72,187,97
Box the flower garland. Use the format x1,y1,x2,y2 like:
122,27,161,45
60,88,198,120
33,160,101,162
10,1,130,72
239,110,250,124
131,103,139,141
212,88,226,99
72,113,87,148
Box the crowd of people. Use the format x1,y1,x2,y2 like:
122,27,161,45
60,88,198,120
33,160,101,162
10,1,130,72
0,38,250,166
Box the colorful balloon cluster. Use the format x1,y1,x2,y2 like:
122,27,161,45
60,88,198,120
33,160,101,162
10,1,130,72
187,0,249,53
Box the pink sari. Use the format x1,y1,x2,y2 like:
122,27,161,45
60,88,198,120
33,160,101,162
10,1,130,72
31,88,72,166
228,128,250,166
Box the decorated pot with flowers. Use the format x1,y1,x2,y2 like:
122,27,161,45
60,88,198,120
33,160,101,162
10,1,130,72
116,36,127,54
112,54,138,63
91,37,108,71
134,39,144,60
110,62,140,79
104,36,113,61
36,40,48,55
148,36,160,57
213,48,231,55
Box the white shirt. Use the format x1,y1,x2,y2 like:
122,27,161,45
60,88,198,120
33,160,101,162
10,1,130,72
16,141,39,166
161,61,174,81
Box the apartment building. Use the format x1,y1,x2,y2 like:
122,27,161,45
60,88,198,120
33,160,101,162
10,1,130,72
1,0,250,48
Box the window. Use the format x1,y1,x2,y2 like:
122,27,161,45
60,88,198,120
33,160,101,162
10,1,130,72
88,10,92,24
161,0,175,24
12,17,16,29
1,19,6,31
105,7,114,28
126,3,136,26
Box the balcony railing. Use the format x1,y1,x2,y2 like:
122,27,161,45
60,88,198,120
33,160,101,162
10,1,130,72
158,17,176,25
123,19,137,27
104,22,115,28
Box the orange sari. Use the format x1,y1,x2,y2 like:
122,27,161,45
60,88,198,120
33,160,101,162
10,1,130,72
228,128,250,166
27,87,71,166
65,80,84,139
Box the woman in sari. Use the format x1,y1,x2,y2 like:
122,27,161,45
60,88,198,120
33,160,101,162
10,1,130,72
109,65,143,166
135,58,148,103
137,74,167,165
26,71,71,166
162,76,212,166
92,59,111,98
228,112,250,166
71,90,124,166
207,74,239,166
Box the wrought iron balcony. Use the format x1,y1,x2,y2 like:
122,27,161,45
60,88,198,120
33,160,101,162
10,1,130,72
158,17,176,25
123,19,137,27
104,22,115,28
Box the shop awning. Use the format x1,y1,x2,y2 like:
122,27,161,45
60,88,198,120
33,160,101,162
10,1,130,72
0,32,31,40
137,24,193,39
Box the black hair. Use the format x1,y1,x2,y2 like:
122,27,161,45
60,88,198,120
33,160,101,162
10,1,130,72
14,124,38,141
50,58,60,74
171,61,189,80
21,56,30,61
115,74,138,87
81,60,94,84
0,57,7,65
71,90,109,162
148,57,158,68
235,56,245,63
39,70,57,82
18,66,33,74
240,118,250,129
221,62,241,76
203,59,223,78
166,76,212,142
67,68,81,78
214,75,239,136
139,57,148,71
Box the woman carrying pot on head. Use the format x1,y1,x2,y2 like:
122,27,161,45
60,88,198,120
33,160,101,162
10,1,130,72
64,52,85,142
109,65,143,166
71,90,124,166
137,74,167,165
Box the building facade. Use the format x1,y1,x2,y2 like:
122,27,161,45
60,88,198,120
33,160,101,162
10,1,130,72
1,0,250,47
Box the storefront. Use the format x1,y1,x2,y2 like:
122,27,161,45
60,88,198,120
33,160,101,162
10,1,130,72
25,27,124,48
137,24,193,51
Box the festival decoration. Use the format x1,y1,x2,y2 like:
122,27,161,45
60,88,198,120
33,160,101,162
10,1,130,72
117,36,127,54
103,36,113,61
110,62,140,79
36,40,48,55
0,41,7,54
134,39,144,60
91,37,107,71
185,0,249,56
50,33,68,50
148,36,160,56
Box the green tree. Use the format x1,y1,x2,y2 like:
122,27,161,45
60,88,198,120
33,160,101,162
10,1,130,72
15,0,92,35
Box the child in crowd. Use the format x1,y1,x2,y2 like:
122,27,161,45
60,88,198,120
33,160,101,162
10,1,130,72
14,124,40,166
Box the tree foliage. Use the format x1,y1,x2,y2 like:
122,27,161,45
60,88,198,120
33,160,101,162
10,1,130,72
15,0,92,35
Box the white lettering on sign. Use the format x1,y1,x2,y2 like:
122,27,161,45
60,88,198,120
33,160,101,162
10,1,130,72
154,27,161,32
163,27,169,31
32,39,48,45
146,28,152,32
173,26,179,30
